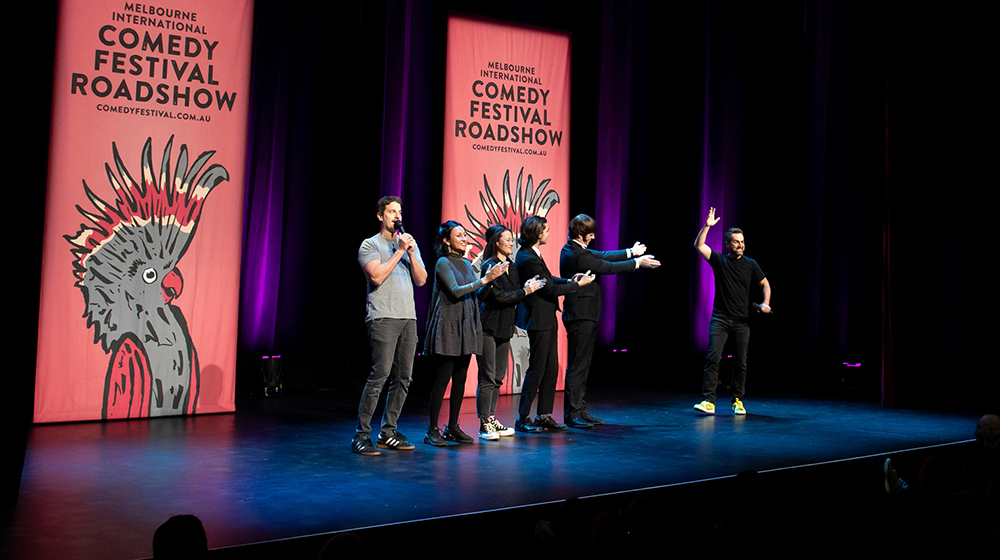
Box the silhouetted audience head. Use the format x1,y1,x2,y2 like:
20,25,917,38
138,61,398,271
152,514,207,558
975,414,1000,449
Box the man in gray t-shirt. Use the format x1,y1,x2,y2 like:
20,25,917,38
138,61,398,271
352,196,427,456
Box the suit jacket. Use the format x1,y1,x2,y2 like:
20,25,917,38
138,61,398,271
559,241,635,322
515,246,579,331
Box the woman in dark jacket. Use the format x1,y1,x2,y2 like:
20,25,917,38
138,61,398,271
424,221,504,445
475,225,544,440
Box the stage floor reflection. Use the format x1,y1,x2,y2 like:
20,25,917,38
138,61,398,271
3,388,977,559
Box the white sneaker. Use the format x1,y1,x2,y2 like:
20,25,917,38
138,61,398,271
479,420,500,440
489,416,515,437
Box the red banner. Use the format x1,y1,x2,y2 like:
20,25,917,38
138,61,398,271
34,1,254,422
443,15,571,396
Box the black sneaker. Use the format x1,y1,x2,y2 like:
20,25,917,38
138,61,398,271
351,434,380,456
442,424,474,443
424,426,447,447
377,431,415,450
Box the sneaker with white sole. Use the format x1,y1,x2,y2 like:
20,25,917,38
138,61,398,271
694,401,716,414
488,416,515,437
479,420,500,440
732,399,746,415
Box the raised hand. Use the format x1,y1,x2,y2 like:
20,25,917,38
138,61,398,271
706,207,720,227
631,241,647,256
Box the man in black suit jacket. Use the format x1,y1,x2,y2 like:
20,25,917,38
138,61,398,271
514,216,593,432
560,214,659,427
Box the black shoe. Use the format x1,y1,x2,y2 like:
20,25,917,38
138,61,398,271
377,431,415,450
535,414,567,431
580,410,605,425
443,424,474,444
424,426,447,447
515,418,543,433
566,416,594,429
351,434,381,456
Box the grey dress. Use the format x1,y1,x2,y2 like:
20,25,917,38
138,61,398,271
424,254,483,356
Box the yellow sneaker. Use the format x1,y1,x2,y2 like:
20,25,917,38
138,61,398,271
732,399,746,415
694,401,715,414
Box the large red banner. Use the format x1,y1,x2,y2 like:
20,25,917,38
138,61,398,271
34,1,254,422
442,15,571,396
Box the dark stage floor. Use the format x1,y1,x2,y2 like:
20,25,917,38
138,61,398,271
1,388,978,559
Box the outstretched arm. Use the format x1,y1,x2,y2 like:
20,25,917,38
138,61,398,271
693,207,720,262
437,258,502,298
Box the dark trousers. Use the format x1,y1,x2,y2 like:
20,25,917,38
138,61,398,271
477,334,510,420
519,325,559,419
701,315,750,403
563,319,597,418
430,354,472,428
357,318,416,436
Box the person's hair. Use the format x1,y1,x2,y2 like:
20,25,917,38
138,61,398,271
434,220,464,258
568,214,597,240
482,225,511,262
519,216,547,246
376,196,402,216
724,227,744,244
152,515,207,558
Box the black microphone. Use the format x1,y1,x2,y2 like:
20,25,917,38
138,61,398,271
393,220,405,234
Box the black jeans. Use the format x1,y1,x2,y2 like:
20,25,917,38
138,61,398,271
357,318,416,436
701,315,750,403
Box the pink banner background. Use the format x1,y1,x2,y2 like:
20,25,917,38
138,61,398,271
442,15,571,397
34,0,254,422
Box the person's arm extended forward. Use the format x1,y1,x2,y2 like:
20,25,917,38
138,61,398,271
439,258,505,298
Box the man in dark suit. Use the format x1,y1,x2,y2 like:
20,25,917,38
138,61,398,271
514,216,594,433
560,214,660,427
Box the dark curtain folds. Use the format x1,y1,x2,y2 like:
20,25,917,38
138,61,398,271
233,0,989,408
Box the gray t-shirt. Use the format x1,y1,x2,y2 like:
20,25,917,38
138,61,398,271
358,233,424,322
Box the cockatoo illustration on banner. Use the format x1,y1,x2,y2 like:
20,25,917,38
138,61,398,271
464,167,559,390
464,167,559,262
65,136,229,420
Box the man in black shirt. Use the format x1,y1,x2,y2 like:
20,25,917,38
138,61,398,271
693,207,771,415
